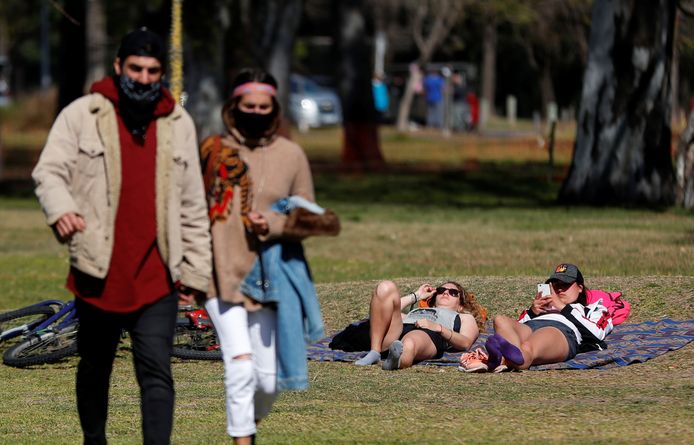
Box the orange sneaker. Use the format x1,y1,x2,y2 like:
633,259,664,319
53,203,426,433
458,348,489,373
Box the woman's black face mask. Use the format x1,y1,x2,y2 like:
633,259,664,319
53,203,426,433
232,108,276,139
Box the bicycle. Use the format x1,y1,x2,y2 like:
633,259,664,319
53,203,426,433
0,300,62,345
2,300,79,368
172,305,221,361
2,300,221,367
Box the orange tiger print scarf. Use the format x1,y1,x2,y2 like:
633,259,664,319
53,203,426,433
200,135,252,230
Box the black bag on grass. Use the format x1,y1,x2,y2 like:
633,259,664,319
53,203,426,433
328,319,371,352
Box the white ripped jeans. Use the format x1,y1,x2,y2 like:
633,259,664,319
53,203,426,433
205,298,278,437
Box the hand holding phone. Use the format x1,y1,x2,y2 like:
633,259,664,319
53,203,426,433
537,283,551,297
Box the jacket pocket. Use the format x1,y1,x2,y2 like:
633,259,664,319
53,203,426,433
76,138,106,178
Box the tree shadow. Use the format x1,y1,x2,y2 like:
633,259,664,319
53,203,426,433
313,160,566,209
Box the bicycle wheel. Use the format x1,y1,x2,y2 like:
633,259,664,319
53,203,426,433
0,305,57,345
172,320,221,361
3,323,79,367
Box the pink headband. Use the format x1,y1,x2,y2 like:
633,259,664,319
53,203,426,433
232,82,277,98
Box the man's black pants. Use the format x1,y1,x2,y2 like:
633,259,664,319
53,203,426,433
75,293,178,445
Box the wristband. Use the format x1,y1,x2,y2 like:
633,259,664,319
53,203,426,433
412,292,419,302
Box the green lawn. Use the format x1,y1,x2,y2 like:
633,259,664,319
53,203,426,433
0,127,693,444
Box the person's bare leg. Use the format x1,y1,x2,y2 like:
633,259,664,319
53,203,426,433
492,315,532,347
487,316,533,369
233,435,253,445
514,327,569,370
390,330,438,370
355,280,404,366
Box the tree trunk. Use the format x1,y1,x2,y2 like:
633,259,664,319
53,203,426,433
265,0,302,116
676,111,694,208
671,8,682,125
480,19,497,120
560,0,676,206
248,0,303,137
396,65,420,132
84,0,107,89
182,1,229,140
57,0,86,114
539,61,556,118
336,0,384,171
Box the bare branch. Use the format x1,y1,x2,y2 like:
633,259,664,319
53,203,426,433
48,0,80,26
412,2,427,54
678,0,694,17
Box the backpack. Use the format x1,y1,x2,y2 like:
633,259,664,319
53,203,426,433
585,289,631,325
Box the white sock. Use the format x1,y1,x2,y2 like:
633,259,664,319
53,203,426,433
354,349,381,366
382,341,403,370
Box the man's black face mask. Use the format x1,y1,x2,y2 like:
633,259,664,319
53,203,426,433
118,75,161,104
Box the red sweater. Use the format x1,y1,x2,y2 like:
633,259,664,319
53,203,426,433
66,76,175,312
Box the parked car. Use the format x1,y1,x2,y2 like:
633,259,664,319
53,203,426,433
287,74,342,132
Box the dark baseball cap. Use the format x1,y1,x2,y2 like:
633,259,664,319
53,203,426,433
545,263,584,285
116,28,166,70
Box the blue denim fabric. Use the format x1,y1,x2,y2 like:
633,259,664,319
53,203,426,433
271,195,325,215
240,241,324,391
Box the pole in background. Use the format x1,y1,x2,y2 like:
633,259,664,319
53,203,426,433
169,0,184,105
40,1,52,89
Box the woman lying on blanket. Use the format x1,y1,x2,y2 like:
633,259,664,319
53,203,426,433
461,263,613,373
354,280,487,370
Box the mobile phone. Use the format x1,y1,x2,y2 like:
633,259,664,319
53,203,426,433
537,283,551,297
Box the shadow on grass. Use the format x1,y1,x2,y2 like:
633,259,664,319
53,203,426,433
313,160,565,208
0,160,565,209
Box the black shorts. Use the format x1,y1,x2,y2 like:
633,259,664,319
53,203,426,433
400,324,447,358
524,319,579,360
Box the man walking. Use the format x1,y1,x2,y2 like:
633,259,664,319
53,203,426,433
423,68,445,129
32,29,211,444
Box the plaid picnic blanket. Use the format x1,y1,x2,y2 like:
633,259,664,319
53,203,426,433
307,319,694,370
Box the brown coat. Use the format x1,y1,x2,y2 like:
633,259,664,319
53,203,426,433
204,133,314,303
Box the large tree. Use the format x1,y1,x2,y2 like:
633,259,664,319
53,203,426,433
676,1,694,208
335,0,385,171
560,0,676,206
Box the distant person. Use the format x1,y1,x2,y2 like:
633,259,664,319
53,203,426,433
461,264,613,372
371,74,390,119
466,91,479,129
199,68,324,445
31,28,211,444
423,69,445,128
353,280,486,370
451,71,470,131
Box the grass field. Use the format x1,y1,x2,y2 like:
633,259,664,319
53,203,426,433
0,126,693,444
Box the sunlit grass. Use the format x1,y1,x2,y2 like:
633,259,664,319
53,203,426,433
1,103,693,444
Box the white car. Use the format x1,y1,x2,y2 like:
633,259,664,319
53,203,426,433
288,74,342,132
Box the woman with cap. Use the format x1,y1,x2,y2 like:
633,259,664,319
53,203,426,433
478,263,613,372
353,280,487,370
196,68,321,445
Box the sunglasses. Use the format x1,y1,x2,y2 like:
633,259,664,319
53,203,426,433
436,287,461,297
549,280,574,292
